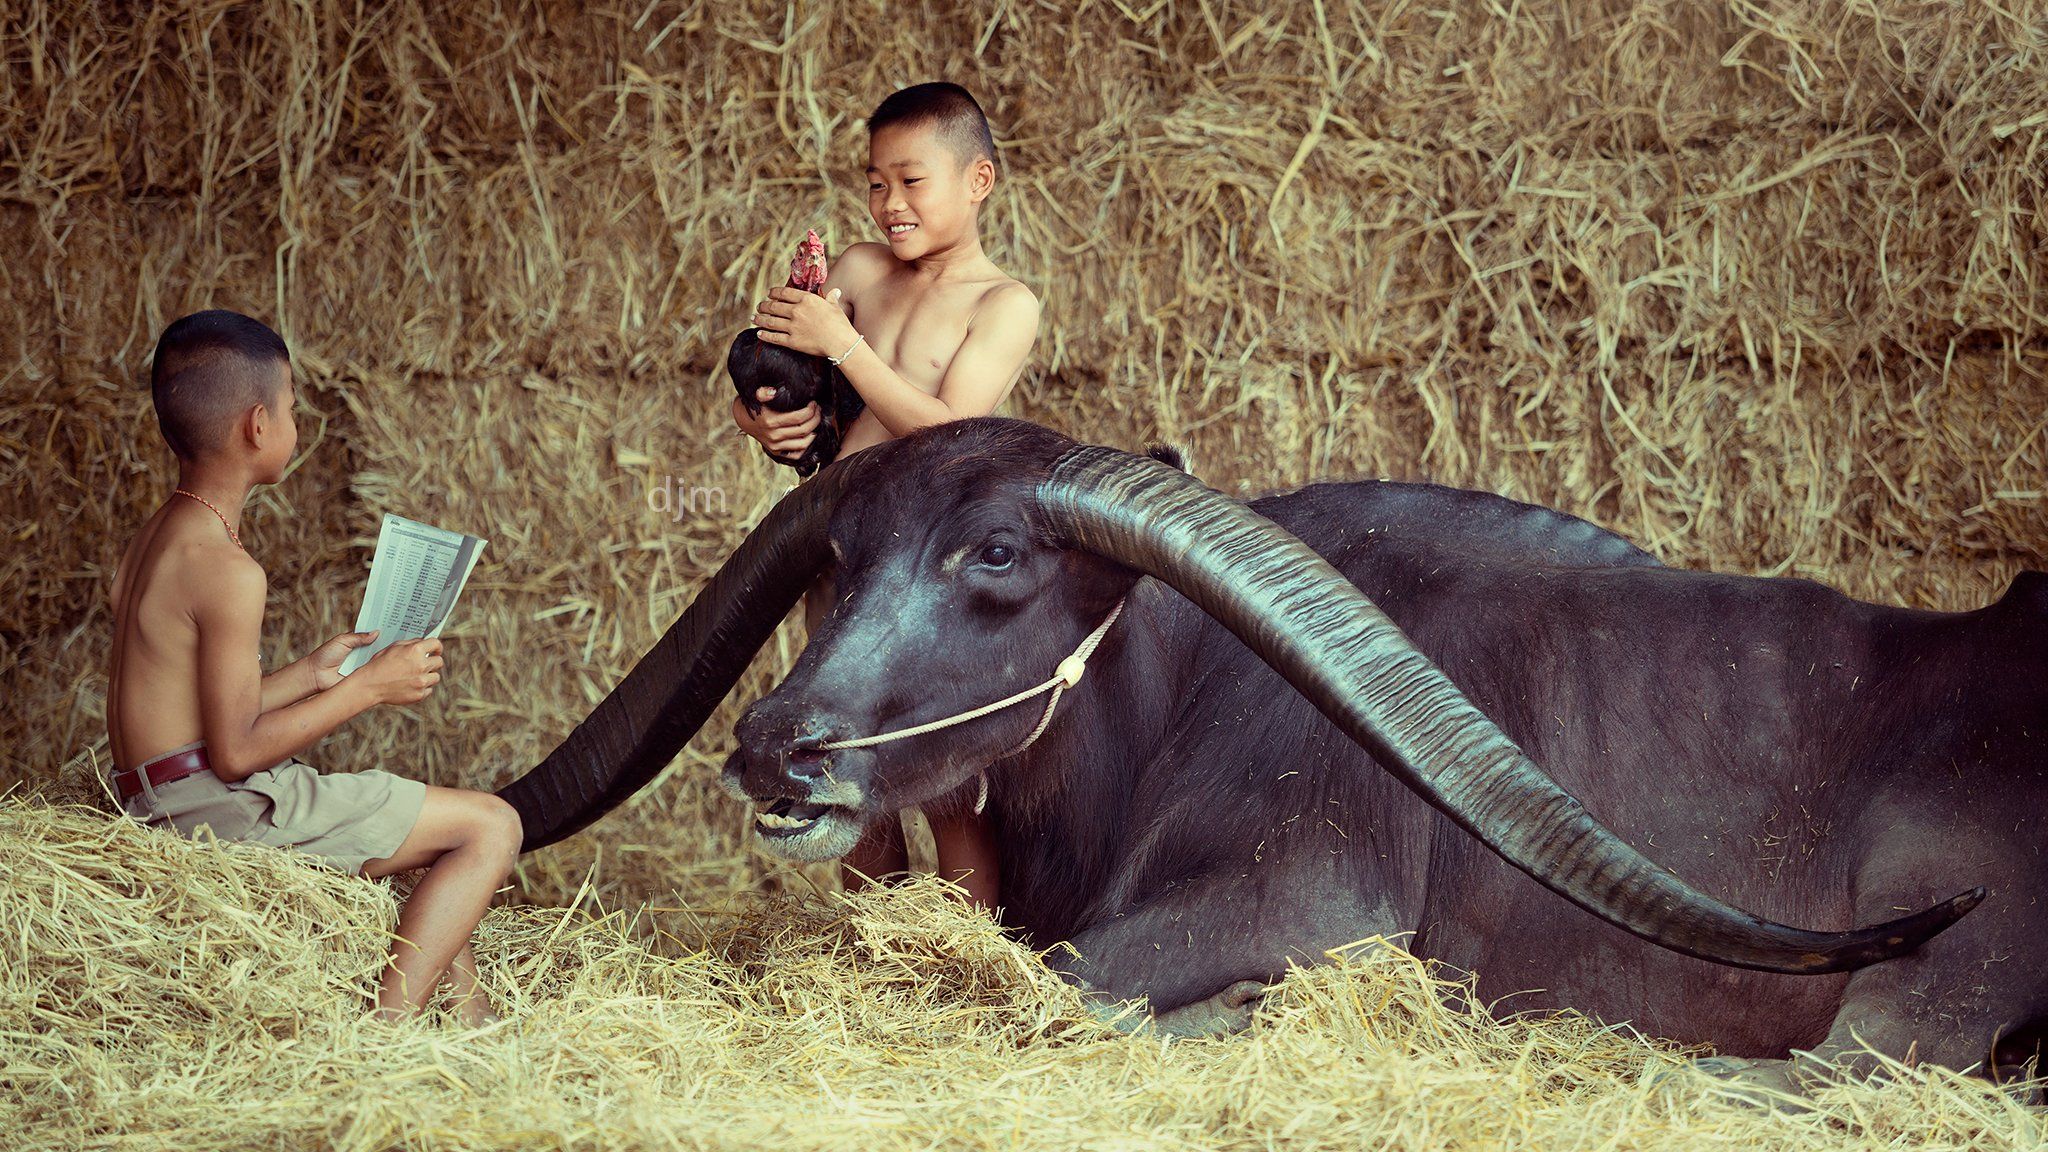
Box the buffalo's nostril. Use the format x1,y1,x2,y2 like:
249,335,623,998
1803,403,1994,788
790,716,840,746
783,746,831,780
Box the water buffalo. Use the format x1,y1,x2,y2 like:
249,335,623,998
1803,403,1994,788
498,417,2045,1089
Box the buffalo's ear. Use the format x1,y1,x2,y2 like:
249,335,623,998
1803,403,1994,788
1145,443,1190,473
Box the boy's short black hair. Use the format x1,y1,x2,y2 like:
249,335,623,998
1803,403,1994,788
866,82,998,172
149,309,291,461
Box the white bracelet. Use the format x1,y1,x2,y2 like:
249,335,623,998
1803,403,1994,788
828,332,866,366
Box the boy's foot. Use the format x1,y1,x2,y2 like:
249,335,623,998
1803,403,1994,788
364,1000,501,1027
453,1001,504,1027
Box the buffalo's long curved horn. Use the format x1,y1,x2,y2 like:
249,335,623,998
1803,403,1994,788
496,454,871,852
1034,444,1982,975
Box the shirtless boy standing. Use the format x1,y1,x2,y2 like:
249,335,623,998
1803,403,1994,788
106,308,523,1025
733,83,1042,912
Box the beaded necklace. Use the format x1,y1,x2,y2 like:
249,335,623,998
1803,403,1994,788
172,489,244,551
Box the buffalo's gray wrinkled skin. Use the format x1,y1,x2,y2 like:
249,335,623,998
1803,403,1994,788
721,428,2046,1086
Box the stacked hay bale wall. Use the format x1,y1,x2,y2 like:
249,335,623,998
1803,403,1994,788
2,0,2042,913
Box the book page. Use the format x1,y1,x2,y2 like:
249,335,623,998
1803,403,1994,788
338,513,487,676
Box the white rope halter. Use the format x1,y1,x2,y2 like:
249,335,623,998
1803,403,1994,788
814,596,1128,814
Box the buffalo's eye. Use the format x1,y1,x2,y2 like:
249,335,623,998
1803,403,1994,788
977,542,1016,570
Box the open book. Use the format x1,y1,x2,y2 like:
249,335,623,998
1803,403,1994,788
338,513,487,677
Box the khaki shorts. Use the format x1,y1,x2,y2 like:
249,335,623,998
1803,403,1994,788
115,740,428,876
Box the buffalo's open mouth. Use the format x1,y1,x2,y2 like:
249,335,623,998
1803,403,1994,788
718,743,872,861
752,796,846,838
745,791,867,860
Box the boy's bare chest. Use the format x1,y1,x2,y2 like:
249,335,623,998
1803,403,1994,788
850,279,993,394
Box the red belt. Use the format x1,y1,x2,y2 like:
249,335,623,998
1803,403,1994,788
111,744,214,802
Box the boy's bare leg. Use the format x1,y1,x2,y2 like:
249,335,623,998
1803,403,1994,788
442,941,500,1025
359,786,523,1022
929,807,1000,912
802,569,834,639
840,815,909,891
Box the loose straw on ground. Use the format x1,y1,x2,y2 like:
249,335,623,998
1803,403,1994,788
5,792,2041,1151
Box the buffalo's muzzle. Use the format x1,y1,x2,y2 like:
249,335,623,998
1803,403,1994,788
723,705,874,861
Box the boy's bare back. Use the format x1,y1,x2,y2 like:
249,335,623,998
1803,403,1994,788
107,499,265,772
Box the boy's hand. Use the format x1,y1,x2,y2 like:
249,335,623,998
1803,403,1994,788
752,287,857,359
357,637,444,705
307,629,380,691
732,388,820,461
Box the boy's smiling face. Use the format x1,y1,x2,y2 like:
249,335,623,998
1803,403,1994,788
866,120,994,258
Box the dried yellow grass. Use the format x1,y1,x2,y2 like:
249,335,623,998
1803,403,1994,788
4,0,2044,901
1,1,2044,1145
7,791,2042,1151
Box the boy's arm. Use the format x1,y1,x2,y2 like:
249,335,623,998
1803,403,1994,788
260,628,382,711
838,284,1042,431
195,558,380,782
259,658,321,711
931,285,1043,419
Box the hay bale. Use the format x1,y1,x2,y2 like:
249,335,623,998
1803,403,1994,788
4,794,2040,1150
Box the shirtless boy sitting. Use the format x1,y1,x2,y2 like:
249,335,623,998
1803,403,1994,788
107,308,523,1025
733,83,1043,913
